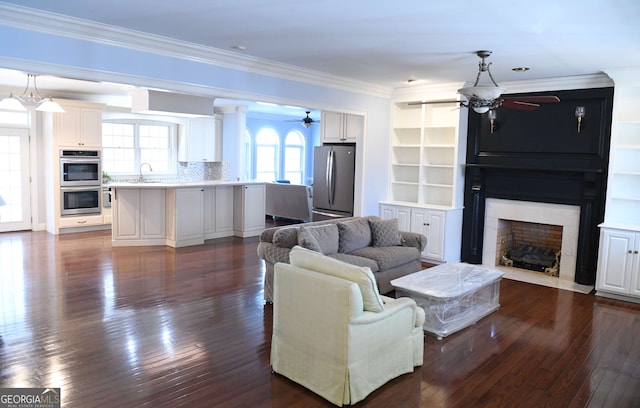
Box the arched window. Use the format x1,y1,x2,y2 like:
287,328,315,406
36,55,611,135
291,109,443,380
255,128,279,182
284,130,305,184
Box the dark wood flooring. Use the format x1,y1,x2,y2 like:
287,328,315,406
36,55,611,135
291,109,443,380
1,228,639,407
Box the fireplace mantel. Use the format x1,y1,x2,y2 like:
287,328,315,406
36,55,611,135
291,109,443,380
461,87,614,285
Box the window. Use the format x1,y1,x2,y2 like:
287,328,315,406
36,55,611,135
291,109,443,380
255,128,279,182
283,131,305,184
102,121,176,175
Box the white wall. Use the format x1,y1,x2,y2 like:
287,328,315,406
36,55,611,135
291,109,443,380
0,23,393,219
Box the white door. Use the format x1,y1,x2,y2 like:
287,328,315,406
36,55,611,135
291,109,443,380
0,127,31,232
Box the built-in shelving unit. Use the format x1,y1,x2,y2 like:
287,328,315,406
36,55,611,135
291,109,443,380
605,86,640,226
390,102,459,207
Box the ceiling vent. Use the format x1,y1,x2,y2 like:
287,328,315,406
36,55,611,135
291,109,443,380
131,89,214,117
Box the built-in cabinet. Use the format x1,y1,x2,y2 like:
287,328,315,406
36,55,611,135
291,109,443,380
321,111,364,143
596,70,640,303
112,188,166,243
54,100,104,148
596,227,640,302
111,182,265,247
379,203,462,263
233,184,266,237
44,100,106,234
178,115,222,162
380,95,466,264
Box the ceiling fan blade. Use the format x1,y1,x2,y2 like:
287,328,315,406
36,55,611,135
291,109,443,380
501,99,540,111
408,100,459,106
502,96,560,103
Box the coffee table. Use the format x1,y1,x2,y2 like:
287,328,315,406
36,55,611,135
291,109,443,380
391,263,503,340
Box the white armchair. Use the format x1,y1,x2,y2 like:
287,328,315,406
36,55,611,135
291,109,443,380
271,246,424,406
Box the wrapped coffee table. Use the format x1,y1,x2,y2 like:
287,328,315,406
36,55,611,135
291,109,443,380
391,263,503,340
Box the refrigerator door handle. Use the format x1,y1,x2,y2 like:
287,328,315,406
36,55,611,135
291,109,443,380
325,150,332,205
328,150,336,206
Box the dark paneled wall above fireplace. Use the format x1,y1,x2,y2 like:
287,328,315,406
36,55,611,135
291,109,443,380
461,87,614,285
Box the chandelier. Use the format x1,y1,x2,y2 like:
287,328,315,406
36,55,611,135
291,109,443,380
457,50,505,114
0,73,65,113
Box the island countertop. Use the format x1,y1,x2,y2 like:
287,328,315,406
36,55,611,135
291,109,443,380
108,180,265,188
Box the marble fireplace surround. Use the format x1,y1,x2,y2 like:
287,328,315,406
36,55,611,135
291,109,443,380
482,198,593,293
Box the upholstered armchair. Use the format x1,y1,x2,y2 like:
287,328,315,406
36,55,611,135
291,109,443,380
270,246,425,406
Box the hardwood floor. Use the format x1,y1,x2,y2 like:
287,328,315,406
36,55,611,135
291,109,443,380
1,229,639,407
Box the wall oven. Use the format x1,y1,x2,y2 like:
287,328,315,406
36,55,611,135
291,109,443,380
60,149,101,186
61,186,101,216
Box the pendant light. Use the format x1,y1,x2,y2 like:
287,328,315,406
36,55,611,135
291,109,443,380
0,73,65,113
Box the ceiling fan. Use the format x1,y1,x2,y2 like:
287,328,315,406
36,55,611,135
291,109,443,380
410,50,560,114
286,111,320,128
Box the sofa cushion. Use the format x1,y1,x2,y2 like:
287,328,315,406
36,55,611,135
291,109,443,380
329,253,380,272
369,218,403,247
272,227,299,248
337,218,372,253
290,246,385,312
349,246,420,271
298,224,339,255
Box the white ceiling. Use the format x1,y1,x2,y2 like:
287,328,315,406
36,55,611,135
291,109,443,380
1,1,639,115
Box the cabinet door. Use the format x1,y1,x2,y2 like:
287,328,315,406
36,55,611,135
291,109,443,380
140,189,166,239
630,239,640,297
215,186,234,233
80,108,103,147
321,111,344,143
343,114,363,142
597,229,635,295
113,188,140,239
395,207,411,232
379,204,397,220
244,184,265,231
202,187,216,236
423,210,445,261
175,188,203,241
180,117,221,162
55,107,81,147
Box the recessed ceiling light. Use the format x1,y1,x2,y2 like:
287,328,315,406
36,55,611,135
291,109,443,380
512,67,530,72
232,45,247,51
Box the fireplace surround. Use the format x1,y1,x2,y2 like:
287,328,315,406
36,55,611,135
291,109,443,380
461,87,614,285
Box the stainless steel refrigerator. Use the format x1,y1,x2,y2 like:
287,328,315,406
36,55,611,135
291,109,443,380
312,144,355,221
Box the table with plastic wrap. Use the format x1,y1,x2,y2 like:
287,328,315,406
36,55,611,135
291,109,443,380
391,263,504,340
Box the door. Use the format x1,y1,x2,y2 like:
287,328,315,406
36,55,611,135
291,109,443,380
0,127,31,232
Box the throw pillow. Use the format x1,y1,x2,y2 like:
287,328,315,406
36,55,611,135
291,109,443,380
289,246,385,312
369,218,403,247
337,218,372,253
297,224,339,255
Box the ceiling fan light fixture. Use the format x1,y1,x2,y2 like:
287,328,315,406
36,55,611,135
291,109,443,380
457,50,506,114
302,121,312,128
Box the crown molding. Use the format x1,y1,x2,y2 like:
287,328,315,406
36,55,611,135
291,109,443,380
0,3,392,99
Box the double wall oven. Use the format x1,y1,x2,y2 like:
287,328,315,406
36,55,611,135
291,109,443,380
59,149,102,216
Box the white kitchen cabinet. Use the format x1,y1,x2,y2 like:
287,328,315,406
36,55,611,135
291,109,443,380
596,227,640,302
379,203,462,263
54,100,103,148
233,184,265,237
58,214,104,229
321,111,363,143
203,185,234,239
166,187,204,247
112,188,165,244
178,115,222,162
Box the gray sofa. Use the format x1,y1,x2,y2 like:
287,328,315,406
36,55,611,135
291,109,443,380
257,216,427,303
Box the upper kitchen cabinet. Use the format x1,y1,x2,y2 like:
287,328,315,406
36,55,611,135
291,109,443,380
178,115,222,162
321,111,364,143
54,100,104,148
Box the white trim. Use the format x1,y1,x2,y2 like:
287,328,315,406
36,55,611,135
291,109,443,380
0,3,392,98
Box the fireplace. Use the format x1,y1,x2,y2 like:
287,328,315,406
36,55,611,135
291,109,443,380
460,87,614,286
483,199,580,283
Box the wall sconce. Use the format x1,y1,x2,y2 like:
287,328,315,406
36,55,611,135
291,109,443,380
575,106,585,133
488,109,497,134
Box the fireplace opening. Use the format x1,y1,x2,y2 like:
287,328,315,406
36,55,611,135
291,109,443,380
495,220,563,277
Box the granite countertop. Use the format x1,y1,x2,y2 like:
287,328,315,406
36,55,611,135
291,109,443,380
109,180,266,188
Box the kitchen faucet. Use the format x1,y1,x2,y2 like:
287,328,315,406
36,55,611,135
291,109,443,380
139,162,153,182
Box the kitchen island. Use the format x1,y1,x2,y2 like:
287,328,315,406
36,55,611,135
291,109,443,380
109,180,265,247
